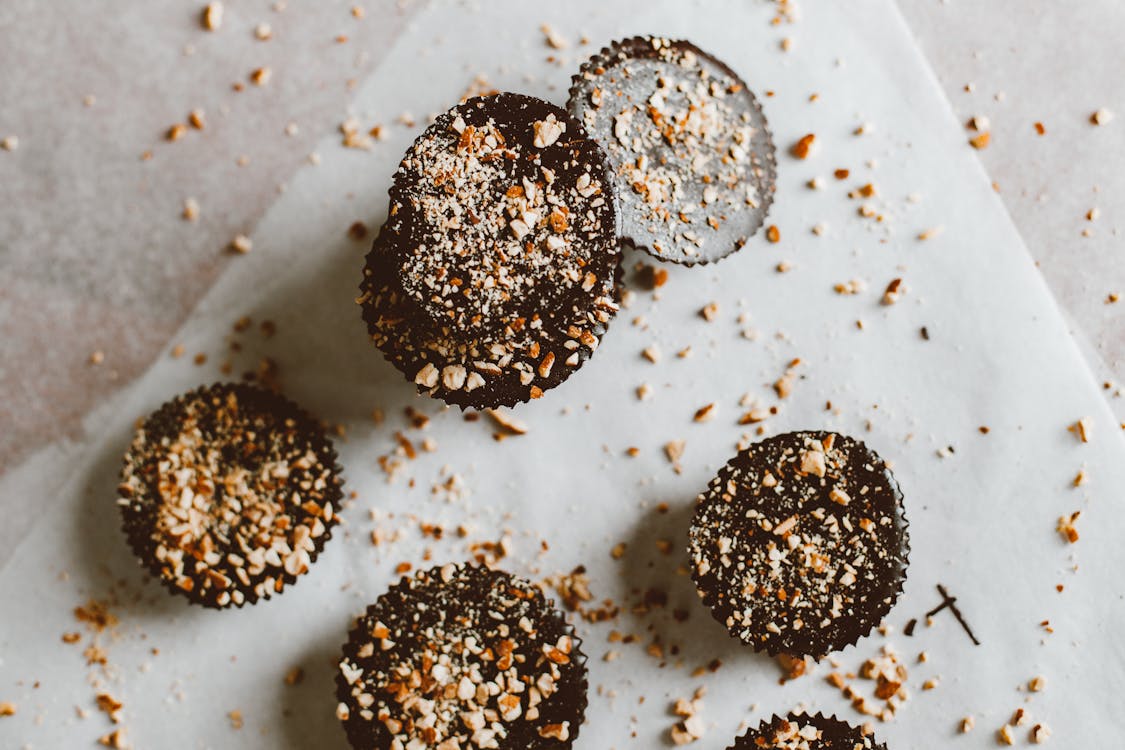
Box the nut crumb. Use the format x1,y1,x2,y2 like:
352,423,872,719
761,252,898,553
791,133,816,159
486,408,528,436
1056,511,1080,544
969,132,991,149
230,234,253,254
182,197,200,221
693,404,716,423
1092,108,1114,126
203,2,223,31
1069,417,1092,443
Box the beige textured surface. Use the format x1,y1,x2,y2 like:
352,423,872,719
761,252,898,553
0,0,420,473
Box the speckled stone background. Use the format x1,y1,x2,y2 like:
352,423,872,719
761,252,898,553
2,0,1123,477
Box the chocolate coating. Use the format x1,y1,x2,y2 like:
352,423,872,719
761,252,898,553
728,713,888,749
689,432,909,658
358,93,622,409
117,383,343,609
336,563,587,748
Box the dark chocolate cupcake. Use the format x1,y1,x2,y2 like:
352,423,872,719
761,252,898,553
568,36,777,265
117,383,343,609
688,432,909,659
358,92,622,409
336,562,587,748
729,713,888,749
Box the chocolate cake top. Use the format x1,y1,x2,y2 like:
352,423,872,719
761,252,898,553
689,431,909,658
359,93,622,409
336,563,587,748
117,383,342,609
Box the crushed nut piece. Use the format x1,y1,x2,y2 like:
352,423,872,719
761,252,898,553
791,133,816,159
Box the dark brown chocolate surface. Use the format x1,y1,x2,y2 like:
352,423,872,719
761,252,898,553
689,431,909,658
336,563,587,748
358,93,621,409
729,713,889,749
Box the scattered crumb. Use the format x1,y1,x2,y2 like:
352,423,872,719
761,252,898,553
969,132,991,149
791,133,816,159
486,408,528,436
881,278,904,305
182,197,200,221
250,67,272,86
1056,511,1080,544
540,24,568,50
1,135,18,152
230,234,253,254
203,2,223,31
693,403,716,423
1069,417,1092,443
1091,108,1114,126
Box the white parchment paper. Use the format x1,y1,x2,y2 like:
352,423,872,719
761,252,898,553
2,1,1123,748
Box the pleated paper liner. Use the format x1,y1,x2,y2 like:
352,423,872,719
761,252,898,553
568,35,777,266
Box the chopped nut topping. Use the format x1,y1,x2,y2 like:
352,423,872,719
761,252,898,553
533,115,566,148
